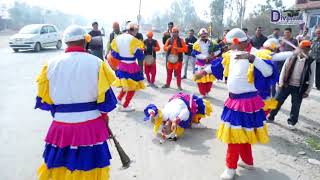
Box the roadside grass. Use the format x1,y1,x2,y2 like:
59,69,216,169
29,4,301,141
306,137,320,151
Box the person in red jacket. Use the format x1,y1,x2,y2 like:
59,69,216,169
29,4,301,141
143,31,160,88
162,27,188,90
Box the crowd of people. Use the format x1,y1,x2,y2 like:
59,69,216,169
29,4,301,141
34,21,319,180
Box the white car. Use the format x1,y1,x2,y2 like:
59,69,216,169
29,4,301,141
9,24,62,52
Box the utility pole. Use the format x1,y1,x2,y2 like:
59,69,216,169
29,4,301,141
137,0,142,27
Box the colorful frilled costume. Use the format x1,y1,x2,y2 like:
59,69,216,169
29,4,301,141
202,28,276,179
110,23,145,112
36,25,117,180
143,92,212,142
192,28,221,97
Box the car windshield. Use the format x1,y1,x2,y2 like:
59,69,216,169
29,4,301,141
19,25,41,34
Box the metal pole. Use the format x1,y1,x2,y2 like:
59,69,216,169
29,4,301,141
138,0,142,27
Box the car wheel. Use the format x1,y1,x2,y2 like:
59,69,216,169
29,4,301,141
56,40,62,49
34,42,41,52
13,49,19,52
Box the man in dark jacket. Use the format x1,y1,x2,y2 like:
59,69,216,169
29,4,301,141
268,40,316,129
88,22,104,59
183,29,197,79
311,28,320,90
251,27,267,49
162,22,174,45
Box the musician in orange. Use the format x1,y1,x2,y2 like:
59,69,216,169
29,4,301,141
162,27,188,90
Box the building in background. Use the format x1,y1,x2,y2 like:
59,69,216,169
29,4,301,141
296,0,320,38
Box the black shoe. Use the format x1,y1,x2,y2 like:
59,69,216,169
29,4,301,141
317,87,320,90
178,86,183,91
162,85,170,88
182,76,187,79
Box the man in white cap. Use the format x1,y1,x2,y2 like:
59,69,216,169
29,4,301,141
110,22,145,112
36,25,117,179
195,28,274,179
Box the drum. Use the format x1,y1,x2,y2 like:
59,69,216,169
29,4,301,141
168,54,179,64
144,55,155,65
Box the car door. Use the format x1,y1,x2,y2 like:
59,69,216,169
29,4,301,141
40,26,50,47
47,26,59,46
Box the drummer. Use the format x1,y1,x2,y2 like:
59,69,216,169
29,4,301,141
143,31,161,88
162,27,188,90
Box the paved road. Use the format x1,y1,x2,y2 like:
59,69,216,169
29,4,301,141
0,46,319,180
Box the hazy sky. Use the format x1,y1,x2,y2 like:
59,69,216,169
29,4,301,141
3,0,295,24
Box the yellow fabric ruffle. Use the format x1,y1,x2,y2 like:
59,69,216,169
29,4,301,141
193,41,201,52
110,39,119,53
216,123,269,144
193,74,216,83
153,110,163,134
192,99,213,123
36,63,53,105
221,51,230,78
112,78,145,91
37,163,110,180
129,38,144,55
255,49,273,60
97,62,116,103
247,64,254,84
263,98,278,111
174,126,185,137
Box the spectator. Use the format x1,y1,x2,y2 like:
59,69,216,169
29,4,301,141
278,27,299,73
88,21,104,59
106,22,122,55
268,28,281,39
268,40,316,129
163,22,174,45
296,27,310,44
183,29,197,79
251,27,268,49
311,28,320,90
242,27,249,37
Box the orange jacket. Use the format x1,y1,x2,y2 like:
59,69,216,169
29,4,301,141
164,37,188,55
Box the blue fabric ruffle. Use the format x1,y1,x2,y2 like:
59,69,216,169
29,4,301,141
43,141,111,171
193,95,205,115
254,60,279,99
115,70,144,81
134,49,145,61
191,50,201,58
111,50,136,61
221,106,266,129
210,58,224,80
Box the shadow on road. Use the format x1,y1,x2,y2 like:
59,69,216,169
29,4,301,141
237,167,291,180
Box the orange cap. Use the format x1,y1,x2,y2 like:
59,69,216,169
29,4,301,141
147,31,153,38
112,22,119,28
299,40,311,48
172,27,179,33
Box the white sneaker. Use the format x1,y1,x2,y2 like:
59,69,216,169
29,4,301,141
119,105,135,112
238,160,254,170
288,124,296,130
192,123,207,129
220,168,236,180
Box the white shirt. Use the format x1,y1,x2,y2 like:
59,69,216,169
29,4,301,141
162,99,190,122
206,50,273,94
47,52,103,123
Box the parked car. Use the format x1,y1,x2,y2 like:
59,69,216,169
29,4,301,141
9,24,62,52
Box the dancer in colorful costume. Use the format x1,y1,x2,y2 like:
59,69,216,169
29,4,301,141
192,28,221,97
36,25,117,180
195,28,275,179
143,92,212,142
110,22,145,112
